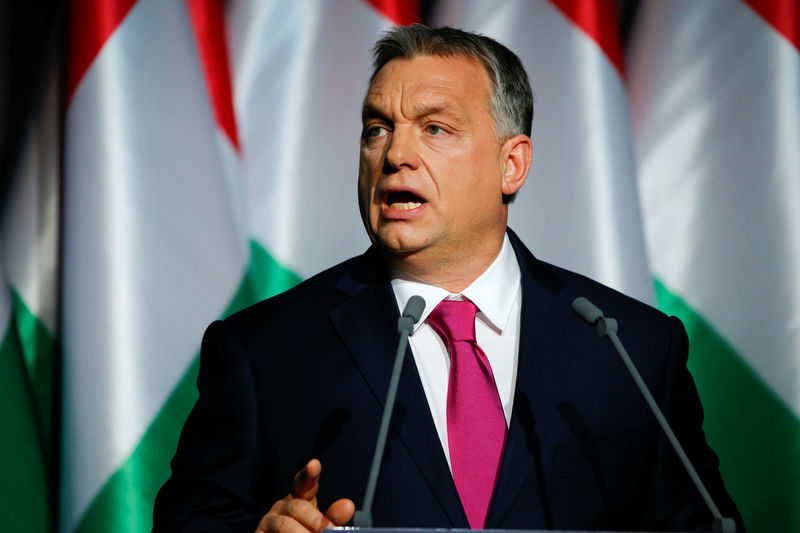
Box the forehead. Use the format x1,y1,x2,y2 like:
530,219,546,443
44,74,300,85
364,55,492,115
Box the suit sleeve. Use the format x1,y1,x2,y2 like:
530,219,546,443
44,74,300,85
642,316,744,532
153,319,266,532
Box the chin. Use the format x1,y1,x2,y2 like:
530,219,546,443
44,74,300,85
374,230,426,255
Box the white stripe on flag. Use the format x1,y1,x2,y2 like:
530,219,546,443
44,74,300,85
226,0,394,278
433,0,654,304
62,0,247,528
630,0,800,417
1,63,59,334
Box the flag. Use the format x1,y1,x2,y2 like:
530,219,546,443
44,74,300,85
433,0,654,304
225,0,417,279
63,0,251,530
629,2,800,531
0,260,50,533
62,0,415,531
0,51,60,532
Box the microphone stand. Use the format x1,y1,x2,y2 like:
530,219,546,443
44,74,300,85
353,296,425,528
571,297,737,533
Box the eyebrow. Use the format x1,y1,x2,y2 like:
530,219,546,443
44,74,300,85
361,101,462,123
410,102,459,119
361,103,390,123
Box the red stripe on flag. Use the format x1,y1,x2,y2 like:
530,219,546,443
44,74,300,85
187,0,241,151
365,0,421,26
67,0,137,104
548,0,625,78
744,0,800,52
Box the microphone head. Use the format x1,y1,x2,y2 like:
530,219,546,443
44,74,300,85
572,296,604,325
403,295,426,323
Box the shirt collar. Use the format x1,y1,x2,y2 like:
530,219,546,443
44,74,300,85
390,234,521,334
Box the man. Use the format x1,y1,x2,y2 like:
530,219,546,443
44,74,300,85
154,25,741,532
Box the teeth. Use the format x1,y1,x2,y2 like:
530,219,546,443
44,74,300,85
389,201,422,211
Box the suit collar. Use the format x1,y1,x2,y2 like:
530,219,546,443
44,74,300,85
330,231,578,528
487,228,576,528
330,247,468,527
389,233,521,334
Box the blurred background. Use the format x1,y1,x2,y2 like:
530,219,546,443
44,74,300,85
1,1,797,532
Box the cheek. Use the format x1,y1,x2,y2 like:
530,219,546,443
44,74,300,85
358,153,375,189
359,146,383,177
357,180,372,225
357,160,381,223
449,153,503,210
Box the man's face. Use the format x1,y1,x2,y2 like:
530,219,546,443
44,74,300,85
358,55,514,273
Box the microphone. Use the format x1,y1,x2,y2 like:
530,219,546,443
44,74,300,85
571,297,737,533
353,295,425,528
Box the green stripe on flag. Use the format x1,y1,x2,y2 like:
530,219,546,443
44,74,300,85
655,279,800,533
244,241,305,310
11,288,57,449
0,307,53,532
73,241,301,533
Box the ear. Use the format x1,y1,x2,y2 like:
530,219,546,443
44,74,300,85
500,134,532,197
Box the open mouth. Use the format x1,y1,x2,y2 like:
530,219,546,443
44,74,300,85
386,191,425,211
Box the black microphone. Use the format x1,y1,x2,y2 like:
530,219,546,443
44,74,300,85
353,295,425,528
571,297,736,533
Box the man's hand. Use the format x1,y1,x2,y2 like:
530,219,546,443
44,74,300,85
255,459,355,533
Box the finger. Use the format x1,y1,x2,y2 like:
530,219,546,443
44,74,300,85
258,498,332,533
282,498,333,533
325,498,356,526
292,459,322,501
256,513,327,533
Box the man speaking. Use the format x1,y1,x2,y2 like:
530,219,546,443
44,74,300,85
153,25,741,532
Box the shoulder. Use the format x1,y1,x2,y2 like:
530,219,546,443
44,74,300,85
219,247,387,339
550,260,685,350
507,228,681,343
551,261,667,324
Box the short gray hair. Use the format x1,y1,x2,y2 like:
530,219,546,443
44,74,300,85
370,24,533,141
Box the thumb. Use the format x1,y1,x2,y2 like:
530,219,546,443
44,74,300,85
292,459,323,501
325,498,356,526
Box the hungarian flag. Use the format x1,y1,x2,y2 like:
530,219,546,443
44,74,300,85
629,1,800,531
0,55,60,532
433,0,654,304
62,1,414,532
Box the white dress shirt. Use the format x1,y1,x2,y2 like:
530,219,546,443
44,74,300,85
390,234,522,468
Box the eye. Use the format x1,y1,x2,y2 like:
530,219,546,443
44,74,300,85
364,125,388,139
426,125,444,136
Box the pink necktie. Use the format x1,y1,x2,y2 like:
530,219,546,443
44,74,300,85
428,299,507,529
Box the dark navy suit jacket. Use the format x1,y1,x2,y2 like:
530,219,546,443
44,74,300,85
153,229,741,532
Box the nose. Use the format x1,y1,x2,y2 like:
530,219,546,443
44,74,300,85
383,125,419,173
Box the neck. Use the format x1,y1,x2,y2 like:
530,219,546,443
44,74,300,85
384,235,505,293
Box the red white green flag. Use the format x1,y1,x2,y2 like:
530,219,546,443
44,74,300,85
629,2,800,531
61,1,414,531
0,53,60,532
434,0,654,303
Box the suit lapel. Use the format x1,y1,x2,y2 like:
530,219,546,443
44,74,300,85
329,235,579,528
487,230,577,528
329,248,468,527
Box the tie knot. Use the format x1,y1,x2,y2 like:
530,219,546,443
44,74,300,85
427,299,478,344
